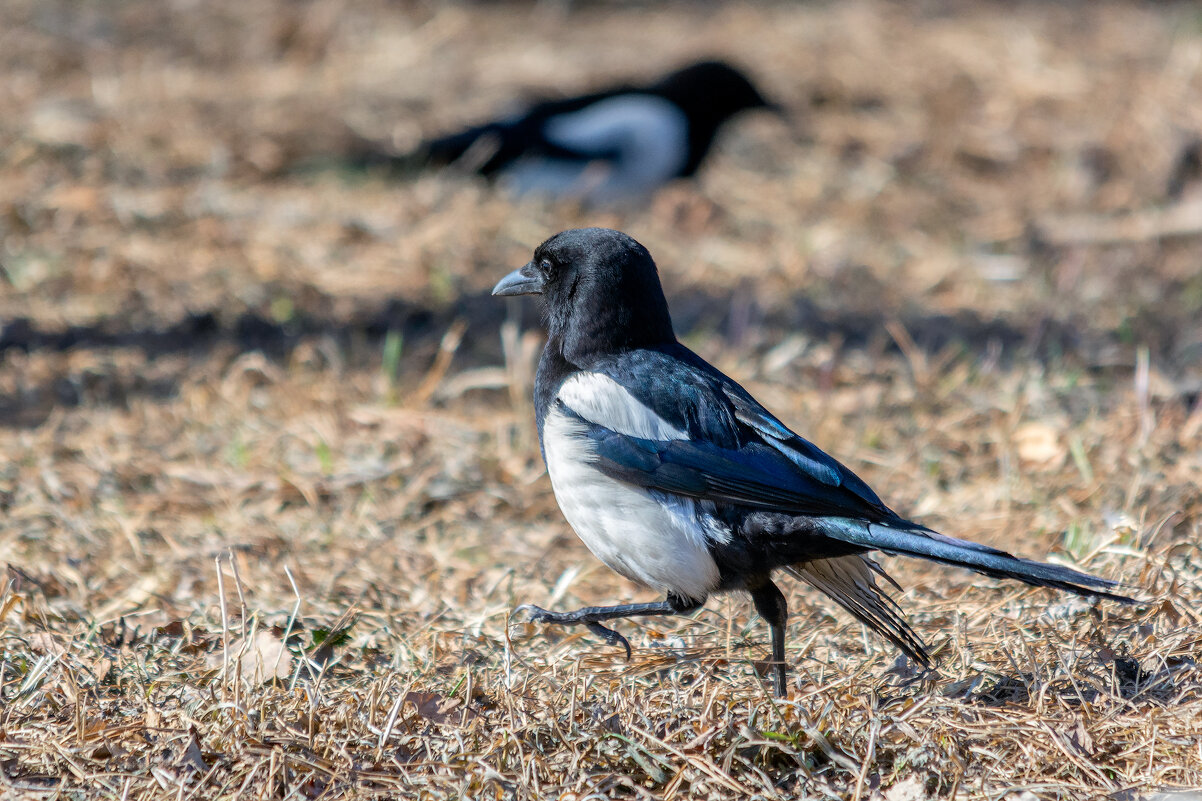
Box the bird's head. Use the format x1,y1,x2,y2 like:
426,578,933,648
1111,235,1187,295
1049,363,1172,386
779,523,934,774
492,228,677,360
655,60,778,123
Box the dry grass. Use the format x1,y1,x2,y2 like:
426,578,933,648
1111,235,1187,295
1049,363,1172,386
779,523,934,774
1,0,1201,798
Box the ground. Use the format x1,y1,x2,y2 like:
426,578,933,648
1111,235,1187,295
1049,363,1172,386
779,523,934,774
1,1,1200,799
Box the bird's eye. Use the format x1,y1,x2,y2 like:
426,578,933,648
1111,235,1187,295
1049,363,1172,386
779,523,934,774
540,259,553,272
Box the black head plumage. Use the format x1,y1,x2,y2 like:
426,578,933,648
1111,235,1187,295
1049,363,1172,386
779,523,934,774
493,228,676,361
653,61,773,118
651,60,776,175
536,228,677,360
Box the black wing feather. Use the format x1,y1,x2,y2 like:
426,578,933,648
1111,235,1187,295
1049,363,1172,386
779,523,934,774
583,345,901,522
569,405,905,524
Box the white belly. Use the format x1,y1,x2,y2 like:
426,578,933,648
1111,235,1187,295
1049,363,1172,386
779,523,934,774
542,404,722,602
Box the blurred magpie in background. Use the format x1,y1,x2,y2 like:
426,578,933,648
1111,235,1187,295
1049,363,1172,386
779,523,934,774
493,227,1134,697
358,60,777,205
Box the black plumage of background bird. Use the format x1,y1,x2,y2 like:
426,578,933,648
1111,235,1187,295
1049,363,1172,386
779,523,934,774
493,227,1135,697
356,60,776,205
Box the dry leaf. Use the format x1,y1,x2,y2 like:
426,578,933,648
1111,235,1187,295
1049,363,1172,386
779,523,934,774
180,726,208,774
881,775,929,801
403,692,476,726
1157,598,1183,625
206,630,292,684
1013,422,1066,469
25,631,64,655
89,657,112,685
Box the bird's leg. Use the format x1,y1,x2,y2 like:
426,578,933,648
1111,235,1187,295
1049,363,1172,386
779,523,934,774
750,580,789,697
515,596,701,660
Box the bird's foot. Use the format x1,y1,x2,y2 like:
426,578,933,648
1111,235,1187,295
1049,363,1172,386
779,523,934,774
513,604,633,660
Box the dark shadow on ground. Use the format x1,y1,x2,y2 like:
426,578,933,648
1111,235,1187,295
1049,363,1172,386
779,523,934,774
950,652,1199,709
1,287,1197,428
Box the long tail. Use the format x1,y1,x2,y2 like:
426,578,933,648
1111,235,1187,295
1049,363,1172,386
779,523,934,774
785,521,1134,666
421,124,505,168
816,518,1136,604
343,124,505,177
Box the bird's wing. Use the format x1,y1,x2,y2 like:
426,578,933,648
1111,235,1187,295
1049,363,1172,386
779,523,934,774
715,376,894,512
568,406,897,521
557,350,902,523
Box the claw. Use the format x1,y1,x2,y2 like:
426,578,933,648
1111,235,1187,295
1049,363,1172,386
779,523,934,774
513,603,551,623
586,621,633,660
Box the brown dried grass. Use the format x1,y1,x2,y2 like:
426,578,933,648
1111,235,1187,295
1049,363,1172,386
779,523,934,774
1,1,1200,798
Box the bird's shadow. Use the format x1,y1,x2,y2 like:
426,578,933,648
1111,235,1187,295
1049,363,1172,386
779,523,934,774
0,285,1193,428
942,651,1198,709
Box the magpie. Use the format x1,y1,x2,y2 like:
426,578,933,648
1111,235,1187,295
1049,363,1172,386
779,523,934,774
362,60,776,205
493,228,1134,697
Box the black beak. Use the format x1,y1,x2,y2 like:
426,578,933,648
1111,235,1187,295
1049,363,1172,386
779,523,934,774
492,263,545,297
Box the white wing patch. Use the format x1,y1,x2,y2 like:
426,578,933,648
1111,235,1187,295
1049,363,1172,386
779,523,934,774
542,402,722,602
500,94,690,204
545,94,689,180
558,372,686,441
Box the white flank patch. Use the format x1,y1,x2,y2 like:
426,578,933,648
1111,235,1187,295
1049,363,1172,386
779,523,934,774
557,372,687,441
501,94,689,204
542,403,721,602
545,95,689,183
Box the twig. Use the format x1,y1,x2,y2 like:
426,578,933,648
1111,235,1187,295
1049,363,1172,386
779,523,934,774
216,556,229,704
1033,198,1202,246
414,319,467,405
